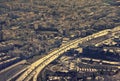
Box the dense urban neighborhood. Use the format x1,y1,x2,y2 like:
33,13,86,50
0,0,120,81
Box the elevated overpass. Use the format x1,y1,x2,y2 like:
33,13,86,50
16,26,120,81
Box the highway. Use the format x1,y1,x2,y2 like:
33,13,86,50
15,26,120,81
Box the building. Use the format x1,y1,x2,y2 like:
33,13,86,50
0,31,3,42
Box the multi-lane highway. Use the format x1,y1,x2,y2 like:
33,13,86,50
15,26,120,81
